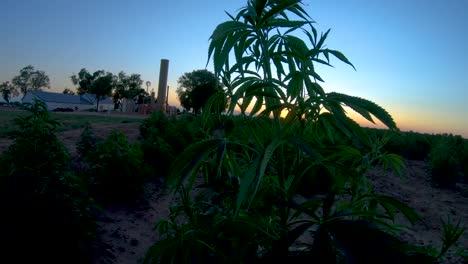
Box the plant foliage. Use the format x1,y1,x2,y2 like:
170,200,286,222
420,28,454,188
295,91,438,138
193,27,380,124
145,0,463,263
86,130,148,202
429,134,464,188
0,100,95,263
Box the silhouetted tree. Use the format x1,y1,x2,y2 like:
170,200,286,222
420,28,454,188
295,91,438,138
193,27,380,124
12,65,50,94
71,69,113,111
112,71,146,102
176,69,225,114
71,68,101,95
0,81,19,103
62,88,75,95
90,73,113,111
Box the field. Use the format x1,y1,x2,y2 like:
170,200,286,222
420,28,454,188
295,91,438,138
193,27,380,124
0,106,467,263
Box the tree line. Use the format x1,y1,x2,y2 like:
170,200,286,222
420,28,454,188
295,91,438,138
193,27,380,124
1,65,225,114
0,66,148,111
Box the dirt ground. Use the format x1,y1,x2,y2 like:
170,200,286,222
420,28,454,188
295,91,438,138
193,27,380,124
369,162,468,263
1,114,467,263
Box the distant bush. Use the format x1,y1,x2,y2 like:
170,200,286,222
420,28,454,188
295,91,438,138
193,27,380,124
0,100,96,263
139,112,200,176
86,130,148,202
461,139,468,182
381,130,431,160
428,134,464,188
76,123,100,158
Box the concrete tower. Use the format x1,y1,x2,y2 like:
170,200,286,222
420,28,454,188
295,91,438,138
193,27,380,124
155,59,169,112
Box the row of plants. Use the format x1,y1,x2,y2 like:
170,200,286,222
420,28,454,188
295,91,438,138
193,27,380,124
0,101,97,263
365,128,432,160
0,99,204,262
366,128,468,188
75,111,204,203
0,92,465,263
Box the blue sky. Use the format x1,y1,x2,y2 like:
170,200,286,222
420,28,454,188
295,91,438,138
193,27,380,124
1,0,467,137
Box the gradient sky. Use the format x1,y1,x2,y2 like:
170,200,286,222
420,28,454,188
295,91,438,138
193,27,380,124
1,0,467,137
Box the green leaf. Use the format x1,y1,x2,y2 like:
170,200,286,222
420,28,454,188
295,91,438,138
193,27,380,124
288,137,322,160
315,29,330,49
285,35,309,55
265,19,308,29
326,92,397,130
438,216,466,258
378,153,406,177
260,0,302,25
236,157,260,214
250,96,264,116
244,137,283,209
376,195,422,225
285,71,303,99
166,139,222,191
326,49,356,70
254,0,268,18
209,21,249,42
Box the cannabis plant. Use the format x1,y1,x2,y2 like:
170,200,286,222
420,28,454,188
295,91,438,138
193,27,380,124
86,130,148,202
139,111,199,176
146,1,462,263
0,99,96,263
76,122,101,159
429,134,463,188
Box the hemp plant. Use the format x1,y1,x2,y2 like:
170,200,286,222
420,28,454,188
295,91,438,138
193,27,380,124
146,1,462,263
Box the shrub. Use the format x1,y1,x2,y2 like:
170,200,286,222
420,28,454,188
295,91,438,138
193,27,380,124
139,112,200,176
86,130,148,202
382,130,431,160
141,112,184,148
428,135,463,188
140,135,175,177
139,111,171,139
0,100,96,263
462,140,468,181
76,123,100,158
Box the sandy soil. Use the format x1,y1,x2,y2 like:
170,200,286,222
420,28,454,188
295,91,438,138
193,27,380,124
1,116,467,263
88,160,468,264
369,161,468,263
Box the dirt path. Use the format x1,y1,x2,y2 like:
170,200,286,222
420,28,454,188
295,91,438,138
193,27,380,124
90,179,176,264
